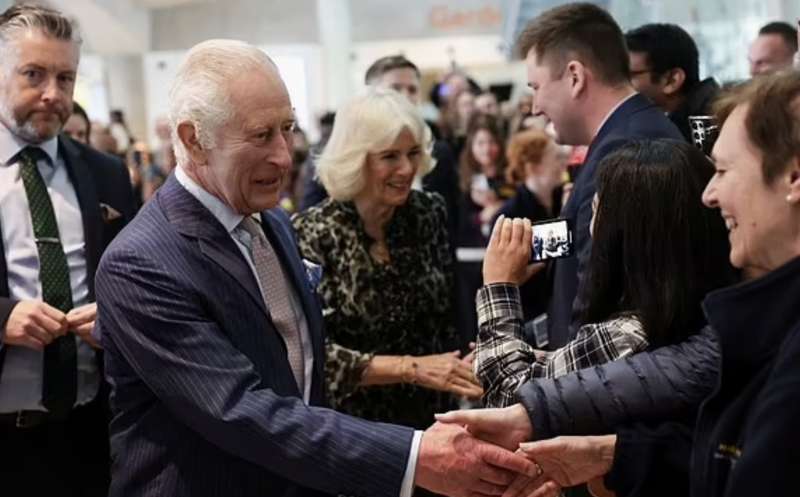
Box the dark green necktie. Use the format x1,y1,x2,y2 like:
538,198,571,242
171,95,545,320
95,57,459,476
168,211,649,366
18,146,77,415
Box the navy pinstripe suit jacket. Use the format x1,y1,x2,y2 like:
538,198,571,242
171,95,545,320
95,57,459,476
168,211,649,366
96,175,414,497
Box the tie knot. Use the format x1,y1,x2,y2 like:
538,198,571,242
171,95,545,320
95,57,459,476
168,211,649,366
238,216,264,241
18,146,51,166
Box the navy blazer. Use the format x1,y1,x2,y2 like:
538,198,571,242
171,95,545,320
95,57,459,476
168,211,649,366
0,136,136,374
96,175,414,497
547,94,684,347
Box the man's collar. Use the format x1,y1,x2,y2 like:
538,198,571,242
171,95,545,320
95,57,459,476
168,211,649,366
174,165,245,234
0,123,59,165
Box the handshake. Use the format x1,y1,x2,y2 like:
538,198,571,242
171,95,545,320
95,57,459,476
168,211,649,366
415,404,614,497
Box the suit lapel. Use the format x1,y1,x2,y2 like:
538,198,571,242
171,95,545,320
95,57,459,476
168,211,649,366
198,234,269,319
59,137,103,299
158,175,268,318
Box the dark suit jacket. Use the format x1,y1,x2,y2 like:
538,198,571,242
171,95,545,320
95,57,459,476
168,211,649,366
96,175,414,497
547,94,684,347
0,135,136,371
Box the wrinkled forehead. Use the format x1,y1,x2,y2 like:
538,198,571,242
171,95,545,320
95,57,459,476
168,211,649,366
230,70,294,128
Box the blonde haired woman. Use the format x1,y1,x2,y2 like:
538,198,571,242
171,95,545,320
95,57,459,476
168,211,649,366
292,89,481,429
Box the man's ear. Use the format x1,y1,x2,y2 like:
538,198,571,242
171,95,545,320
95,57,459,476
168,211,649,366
176,121,208,166
566,61,587,99
661,68,687,96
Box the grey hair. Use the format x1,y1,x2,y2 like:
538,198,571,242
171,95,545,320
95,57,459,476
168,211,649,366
0,4,81,44
168,39,275,167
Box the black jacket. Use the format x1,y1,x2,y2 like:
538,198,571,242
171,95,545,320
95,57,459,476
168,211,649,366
606,256,800,497
691,256,800,497
669,78,721,143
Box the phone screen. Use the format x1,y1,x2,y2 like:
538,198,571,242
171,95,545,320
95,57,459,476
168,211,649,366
531,218,573,261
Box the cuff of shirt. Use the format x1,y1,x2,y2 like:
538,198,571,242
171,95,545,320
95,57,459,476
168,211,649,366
400,430,423,497
476,283,523,326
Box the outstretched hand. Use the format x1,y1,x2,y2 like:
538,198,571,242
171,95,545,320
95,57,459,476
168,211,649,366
435,403,533,451
501,435,617,497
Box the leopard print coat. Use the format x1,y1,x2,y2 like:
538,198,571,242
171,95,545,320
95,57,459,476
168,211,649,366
292,190,457,428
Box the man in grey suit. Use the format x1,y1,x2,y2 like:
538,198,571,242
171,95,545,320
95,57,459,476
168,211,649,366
95,39,538,497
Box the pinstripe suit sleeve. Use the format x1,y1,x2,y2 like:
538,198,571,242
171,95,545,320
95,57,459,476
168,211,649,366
96,245,414,497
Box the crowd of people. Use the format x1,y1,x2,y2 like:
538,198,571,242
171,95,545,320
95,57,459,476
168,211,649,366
0,2,799,497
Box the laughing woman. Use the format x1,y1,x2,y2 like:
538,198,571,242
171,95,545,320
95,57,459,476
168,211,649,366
506,70,800,497
292,89,481,429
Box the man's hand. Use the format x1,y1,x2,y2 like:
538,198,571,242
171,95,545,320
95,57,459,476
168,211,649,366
483,216,543,286
408,351,483,399
67,303,100,349
502,435,617,497
415,421,540,497
435,403,533,451
2,300,68,350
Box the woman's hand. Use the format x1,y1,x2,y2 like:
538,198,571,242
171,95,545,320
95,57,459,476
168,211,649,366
405,350,484,399
483,216,543,285
502,435,617,497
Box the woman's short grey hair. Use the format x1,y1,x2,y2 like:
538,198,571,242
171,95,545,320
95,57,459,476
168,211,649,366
318,88,435,201
0,4,81,45
168,39,274,167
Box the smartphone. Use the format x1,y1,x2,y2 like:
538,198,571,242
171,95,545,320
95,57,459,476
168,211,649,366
531,218,573,262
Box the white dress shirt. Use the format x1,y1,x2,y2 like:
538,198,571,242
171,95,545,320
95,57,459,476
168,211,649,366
0,126,98,413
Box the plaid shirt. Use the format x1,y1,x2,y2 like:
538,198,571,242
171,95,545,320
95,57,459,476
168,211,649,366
474,283,649,407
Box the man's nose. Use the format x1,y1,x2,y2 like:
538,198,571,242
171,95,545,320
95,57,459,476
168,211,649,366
41,77,64,102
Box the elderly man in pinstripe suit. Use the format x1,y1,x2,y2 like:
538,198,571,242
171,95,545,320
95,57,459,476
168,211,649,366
94,39,538,497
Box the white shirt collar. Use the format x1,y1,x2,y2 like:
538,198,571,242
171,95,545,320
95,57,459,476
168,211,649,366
175,165,246,234
592,92,638,139
0,123,59,166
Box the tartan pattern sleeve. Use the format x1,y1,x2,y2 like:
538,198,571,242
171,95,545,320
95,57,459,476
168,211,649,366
474,283,650,407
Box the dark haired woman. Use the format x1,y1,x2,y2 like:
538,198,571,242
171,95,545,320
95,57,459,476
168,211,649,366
473,139,735,407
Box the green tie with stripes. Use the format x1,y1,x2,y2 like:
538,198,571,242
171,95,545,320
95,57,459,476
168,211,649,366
18,146,77,415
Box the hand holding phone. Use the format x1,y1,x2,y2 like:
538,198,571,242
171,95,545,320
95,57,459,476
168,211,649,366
483,216,536,286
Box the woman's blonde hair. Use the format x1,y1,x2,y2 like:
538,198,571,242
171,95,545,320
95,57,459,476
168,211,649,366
317,89,434,201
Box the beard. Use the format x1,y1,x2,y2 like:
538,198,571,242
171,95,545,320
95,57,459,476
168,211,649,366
0,99,68,144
